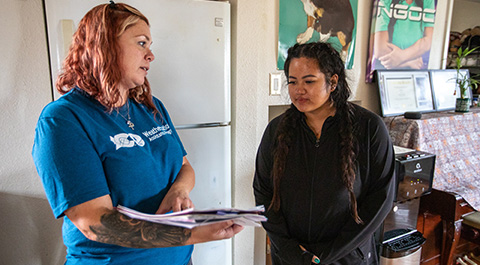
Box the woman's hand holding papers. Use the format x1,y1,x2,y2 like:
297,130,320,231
187,220,244,244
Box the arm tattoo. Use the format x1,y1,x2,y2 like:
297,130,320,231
89,210,191,248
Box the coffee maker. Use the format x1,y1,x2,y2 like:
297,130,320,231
379,146,436,265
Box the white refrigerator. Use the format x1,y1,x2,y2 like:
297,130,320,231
43,0,232,264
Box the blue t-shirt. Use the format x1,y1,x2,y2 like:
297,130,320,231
32,88,193,265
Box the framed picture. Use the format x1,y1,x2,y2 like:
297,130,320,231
429,69,473,111
375,70,435,117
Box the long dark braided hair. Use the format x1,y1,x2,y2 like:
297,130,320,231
271,42,362,224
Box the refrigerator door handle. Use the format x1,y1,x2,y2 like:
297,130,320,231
175,122,230,130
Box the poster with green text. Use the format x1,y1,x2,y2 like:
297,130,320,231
365,0,437,83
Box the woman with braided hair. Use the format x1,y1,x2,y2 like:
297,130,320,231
253,42,396,264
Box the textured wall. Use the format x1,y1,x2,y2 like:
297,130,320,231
0,0,51,195
0,0,65,264
451,0,480,32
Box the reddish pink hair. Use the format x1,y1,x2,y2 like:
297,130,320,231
56,3,158,115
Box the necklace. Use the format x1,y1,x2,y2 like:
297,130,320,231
118,100,135,130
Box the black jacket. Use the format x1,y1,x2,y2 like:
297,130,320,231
253,104,396,265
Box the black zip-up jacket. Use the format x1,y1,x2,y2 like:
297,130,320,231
253,104,396,265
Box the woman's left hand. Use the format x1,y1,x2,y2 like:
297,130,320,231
156,187,194,214
300,245,320,264
156,156,195,214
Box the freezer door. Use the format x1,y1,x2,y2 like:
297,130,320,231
44,0,231,125
146,0,231,126
176,125,232,265
176,126,231,210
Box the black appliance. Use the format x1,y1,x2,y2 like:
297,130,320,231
379,146,436,265
394,146,436,202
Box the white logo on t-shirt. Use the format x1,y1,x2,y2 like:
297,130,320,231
110,133,145,150
142,125,172,142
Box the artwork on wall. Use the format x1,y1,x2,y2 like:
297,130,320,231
277,0,358,70
366,0,438,83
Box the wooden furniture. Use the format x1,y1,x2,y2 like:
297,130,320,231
384,110,480,264
462,212,480,246
417,189,476,265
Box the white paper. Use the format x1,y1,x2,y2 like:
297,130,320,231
116,205,267,229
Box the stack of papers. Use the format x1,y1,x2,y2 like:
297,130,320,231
116,205,267,229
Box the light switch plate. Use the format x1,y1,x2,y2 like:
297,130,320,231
269,73,282,95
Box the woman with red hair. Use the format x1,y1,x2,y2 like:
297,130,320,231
32,2,242,264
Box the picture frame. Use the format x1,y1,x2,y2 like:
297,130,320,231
429,69,473,111
375,70,435,117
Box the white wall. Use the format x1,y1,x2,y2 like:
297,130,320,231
0,0,452,264
0,0,66,264
451,0,480,32
0,0,51,196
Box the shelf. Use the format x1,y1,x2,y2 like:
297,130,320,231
447,51,480,69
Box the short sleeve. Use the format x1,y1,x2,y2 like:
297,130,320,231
375,0,392,33
32,112,109,218
423,0,435,28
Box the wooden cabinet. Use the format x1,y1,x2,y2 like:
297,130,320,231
417,189,478,265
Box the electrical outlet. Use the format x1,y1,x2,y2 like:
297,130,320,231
270,73,282,95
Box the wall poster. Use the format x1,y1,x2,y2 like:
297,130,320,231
277,0,358,70
366,0,438,82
